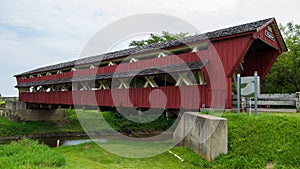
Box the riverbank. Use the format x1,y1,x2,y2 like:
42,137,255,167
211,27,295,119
1,112,299,168
0,109,175,140
0,109,84,138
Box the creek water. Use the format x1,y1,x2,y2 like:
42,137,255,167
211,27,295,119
0,132,172,147
40,137,95,147
0,136,99,147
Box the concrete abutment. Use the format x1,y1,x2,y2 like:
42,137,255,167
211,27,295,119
173,112,228,161
1,101,66,122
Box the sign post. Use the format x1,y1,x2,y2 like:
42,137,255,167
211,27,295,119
254,71,258,116
237,74,241,115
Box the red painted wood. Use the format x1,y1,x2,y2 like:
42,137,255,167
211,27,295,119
212,35,253,77
19,85,207,109
17,20,285,110
17,51,208,84
16,77,22,84
256,23,281,52
17,35,253,86
198,35,253,109
242,50,278,80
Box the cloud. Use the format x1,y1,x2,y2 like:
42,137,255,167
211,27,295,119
0,0,299,96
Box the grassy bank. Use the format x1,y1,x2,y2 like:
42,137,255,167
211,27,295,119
0,109,174,137
75,109,175,134
56,113,300,168
0,139,66,168
219,113,299,168
0,109,84,137
1,112,298,168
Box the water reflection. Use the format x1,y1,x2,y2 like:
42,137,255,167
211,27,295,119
62,138,108,146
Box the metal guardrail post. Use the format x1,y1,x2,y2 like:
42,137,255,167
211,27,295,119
241,97,246,112
296,92,300,113
246,98,252,115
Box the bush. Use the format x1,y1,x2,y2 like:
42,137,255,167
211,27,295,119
0,101,5,108
102,111,176,133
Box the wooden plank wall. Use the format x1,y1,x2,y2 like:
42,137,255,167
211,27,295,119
19,85,207,109
17,51,208,84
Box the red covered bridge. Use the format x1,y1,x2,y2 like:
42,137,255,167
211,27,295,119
15,18,287,111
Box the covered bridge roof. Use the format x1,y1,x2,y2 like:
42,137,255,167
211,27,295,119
15,17,286,77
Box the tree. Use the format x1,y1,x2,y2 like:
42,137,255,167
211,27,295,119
262,22,300,93
129,31,188,47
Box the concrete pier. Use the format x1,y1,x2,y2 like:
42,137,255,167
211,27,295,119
173,112,228,161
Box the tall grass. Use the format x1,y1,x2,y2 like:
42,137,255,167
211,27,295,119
0,139,66,168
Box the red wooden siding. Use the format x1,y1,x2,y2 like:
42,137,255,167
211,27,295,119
211,35,254,78
19,85,207,109
201,35,253,109
17,34,253,86
17,51,208,85
17,34,258,110
256,23,281,52
16,20,286,110
242,50,278,80
17,72,74,84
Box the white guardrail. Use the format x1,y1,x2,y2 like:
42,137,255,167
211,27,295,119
233,92,300,112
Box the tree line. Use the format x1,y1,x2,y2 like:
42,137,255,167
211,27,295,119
262,22,300,93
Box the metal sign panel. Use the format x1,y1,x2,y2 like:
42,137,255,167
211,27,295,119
241,76,260,97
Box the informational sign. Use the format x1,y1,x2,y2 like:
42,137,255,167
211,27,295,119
241,76,260,97
265,30,275,41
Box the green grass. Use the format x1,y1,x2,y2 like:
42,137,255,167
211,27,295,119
73,109,176,134
101,111,175,133
0,109,174,137
0,111,299,168
57,141,206,169
0,139,66,168
0,109,84,137
216,113,300,168
55,112,300,168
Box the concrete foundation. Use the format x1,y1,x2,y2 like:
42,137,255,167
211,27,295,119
5,101,26,110
15,109,66,121
173,112,228,161
1,101,66,122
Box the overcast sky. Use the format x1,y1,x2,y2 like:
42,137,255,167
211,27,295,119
1,0,299,96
